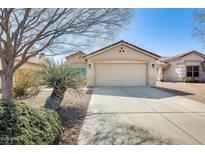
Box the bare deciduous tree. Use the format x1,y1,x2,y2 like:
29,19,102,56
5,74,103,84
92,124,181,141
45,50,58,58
0,8,133,100
193,9,205,45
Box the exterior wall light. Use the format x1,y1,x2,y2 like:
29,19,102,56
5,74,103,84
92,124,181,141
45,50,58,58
88,64,91,69
152,64,155,68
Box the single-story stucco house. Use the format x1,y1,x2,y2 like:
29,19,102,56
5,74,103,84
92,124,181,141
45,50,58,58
0,57,43,89
66,40,161,87
156,51,205,82
66,40,205,86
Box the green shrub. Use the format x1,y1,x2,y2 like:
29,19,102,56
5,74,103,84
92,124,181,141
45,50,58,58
14,69,41,98
0,100,62,145
182,77,199,83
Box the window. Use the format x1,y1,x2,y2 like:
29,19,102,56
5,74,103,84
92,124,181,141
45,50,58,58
80,67,86,74
77,67,86,76
193,66,199,77
186,66,199,77
186,66,192,77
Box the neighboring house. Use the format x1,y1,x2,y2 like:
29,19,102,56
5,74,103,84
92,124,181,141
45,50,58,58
0,57,43,89
14,57,44,71
156,51,205,82
65,51,87,76
84,40,160,87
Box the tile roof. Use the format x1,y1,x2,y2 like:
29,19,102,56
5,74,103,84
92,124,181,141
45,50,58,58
84,40,161,59
159,51,205,62
65,51,87,59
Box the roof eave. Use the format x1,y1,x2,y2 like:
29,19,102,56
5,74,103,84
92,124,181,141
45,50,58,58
84,41,161,60
160,51,205,62
65,51,86,60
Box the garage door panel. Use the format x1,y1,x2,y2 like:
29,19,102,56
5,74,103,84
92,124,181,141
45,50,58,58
95,63,147,86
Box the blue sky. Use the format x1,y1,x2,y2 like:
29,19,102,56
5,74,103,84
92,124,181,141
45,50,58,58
119,8,204,57
58,8,204,60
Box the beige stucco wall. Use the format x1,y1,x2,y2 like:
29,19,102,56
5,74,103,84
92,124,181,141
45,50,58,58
157,67,163,81
15,61,43,71
86,44,157,87
0,60,43,71
66,53,87,67
163,53,205,82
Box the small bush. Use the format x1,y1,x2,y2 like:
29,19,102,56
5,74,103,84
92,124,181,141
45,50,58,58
14,69,41,98
0,100,62,145
182,77,199,83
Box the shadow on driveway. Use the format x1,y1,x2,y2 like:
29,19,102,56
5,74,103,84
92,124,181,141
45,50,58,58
78,114,171,145
93,86,193,99
154,86,194,97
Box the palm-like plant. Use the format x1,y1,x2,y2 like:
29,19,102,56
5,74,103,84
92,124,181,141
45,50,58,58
42,60,83,110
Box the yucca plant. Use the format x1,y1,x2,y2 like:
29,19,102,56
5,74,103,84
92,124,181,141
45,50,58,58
42,60,83,110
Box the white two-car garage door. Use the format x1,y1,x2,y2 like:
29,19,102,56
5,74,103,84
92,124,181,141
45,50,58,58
95,63,147,86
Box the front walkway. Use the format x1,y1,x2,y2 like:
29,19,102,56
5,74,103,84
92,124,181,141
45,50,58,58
78,87,205,145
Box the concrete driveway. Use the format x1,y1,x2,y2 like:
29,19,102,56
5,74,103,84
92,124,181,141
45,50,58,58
78,87,205,145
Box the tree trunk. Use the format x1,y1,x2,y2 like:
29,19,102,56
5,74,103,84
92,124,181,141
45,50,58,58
44,88,66,110
1,69,14,100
